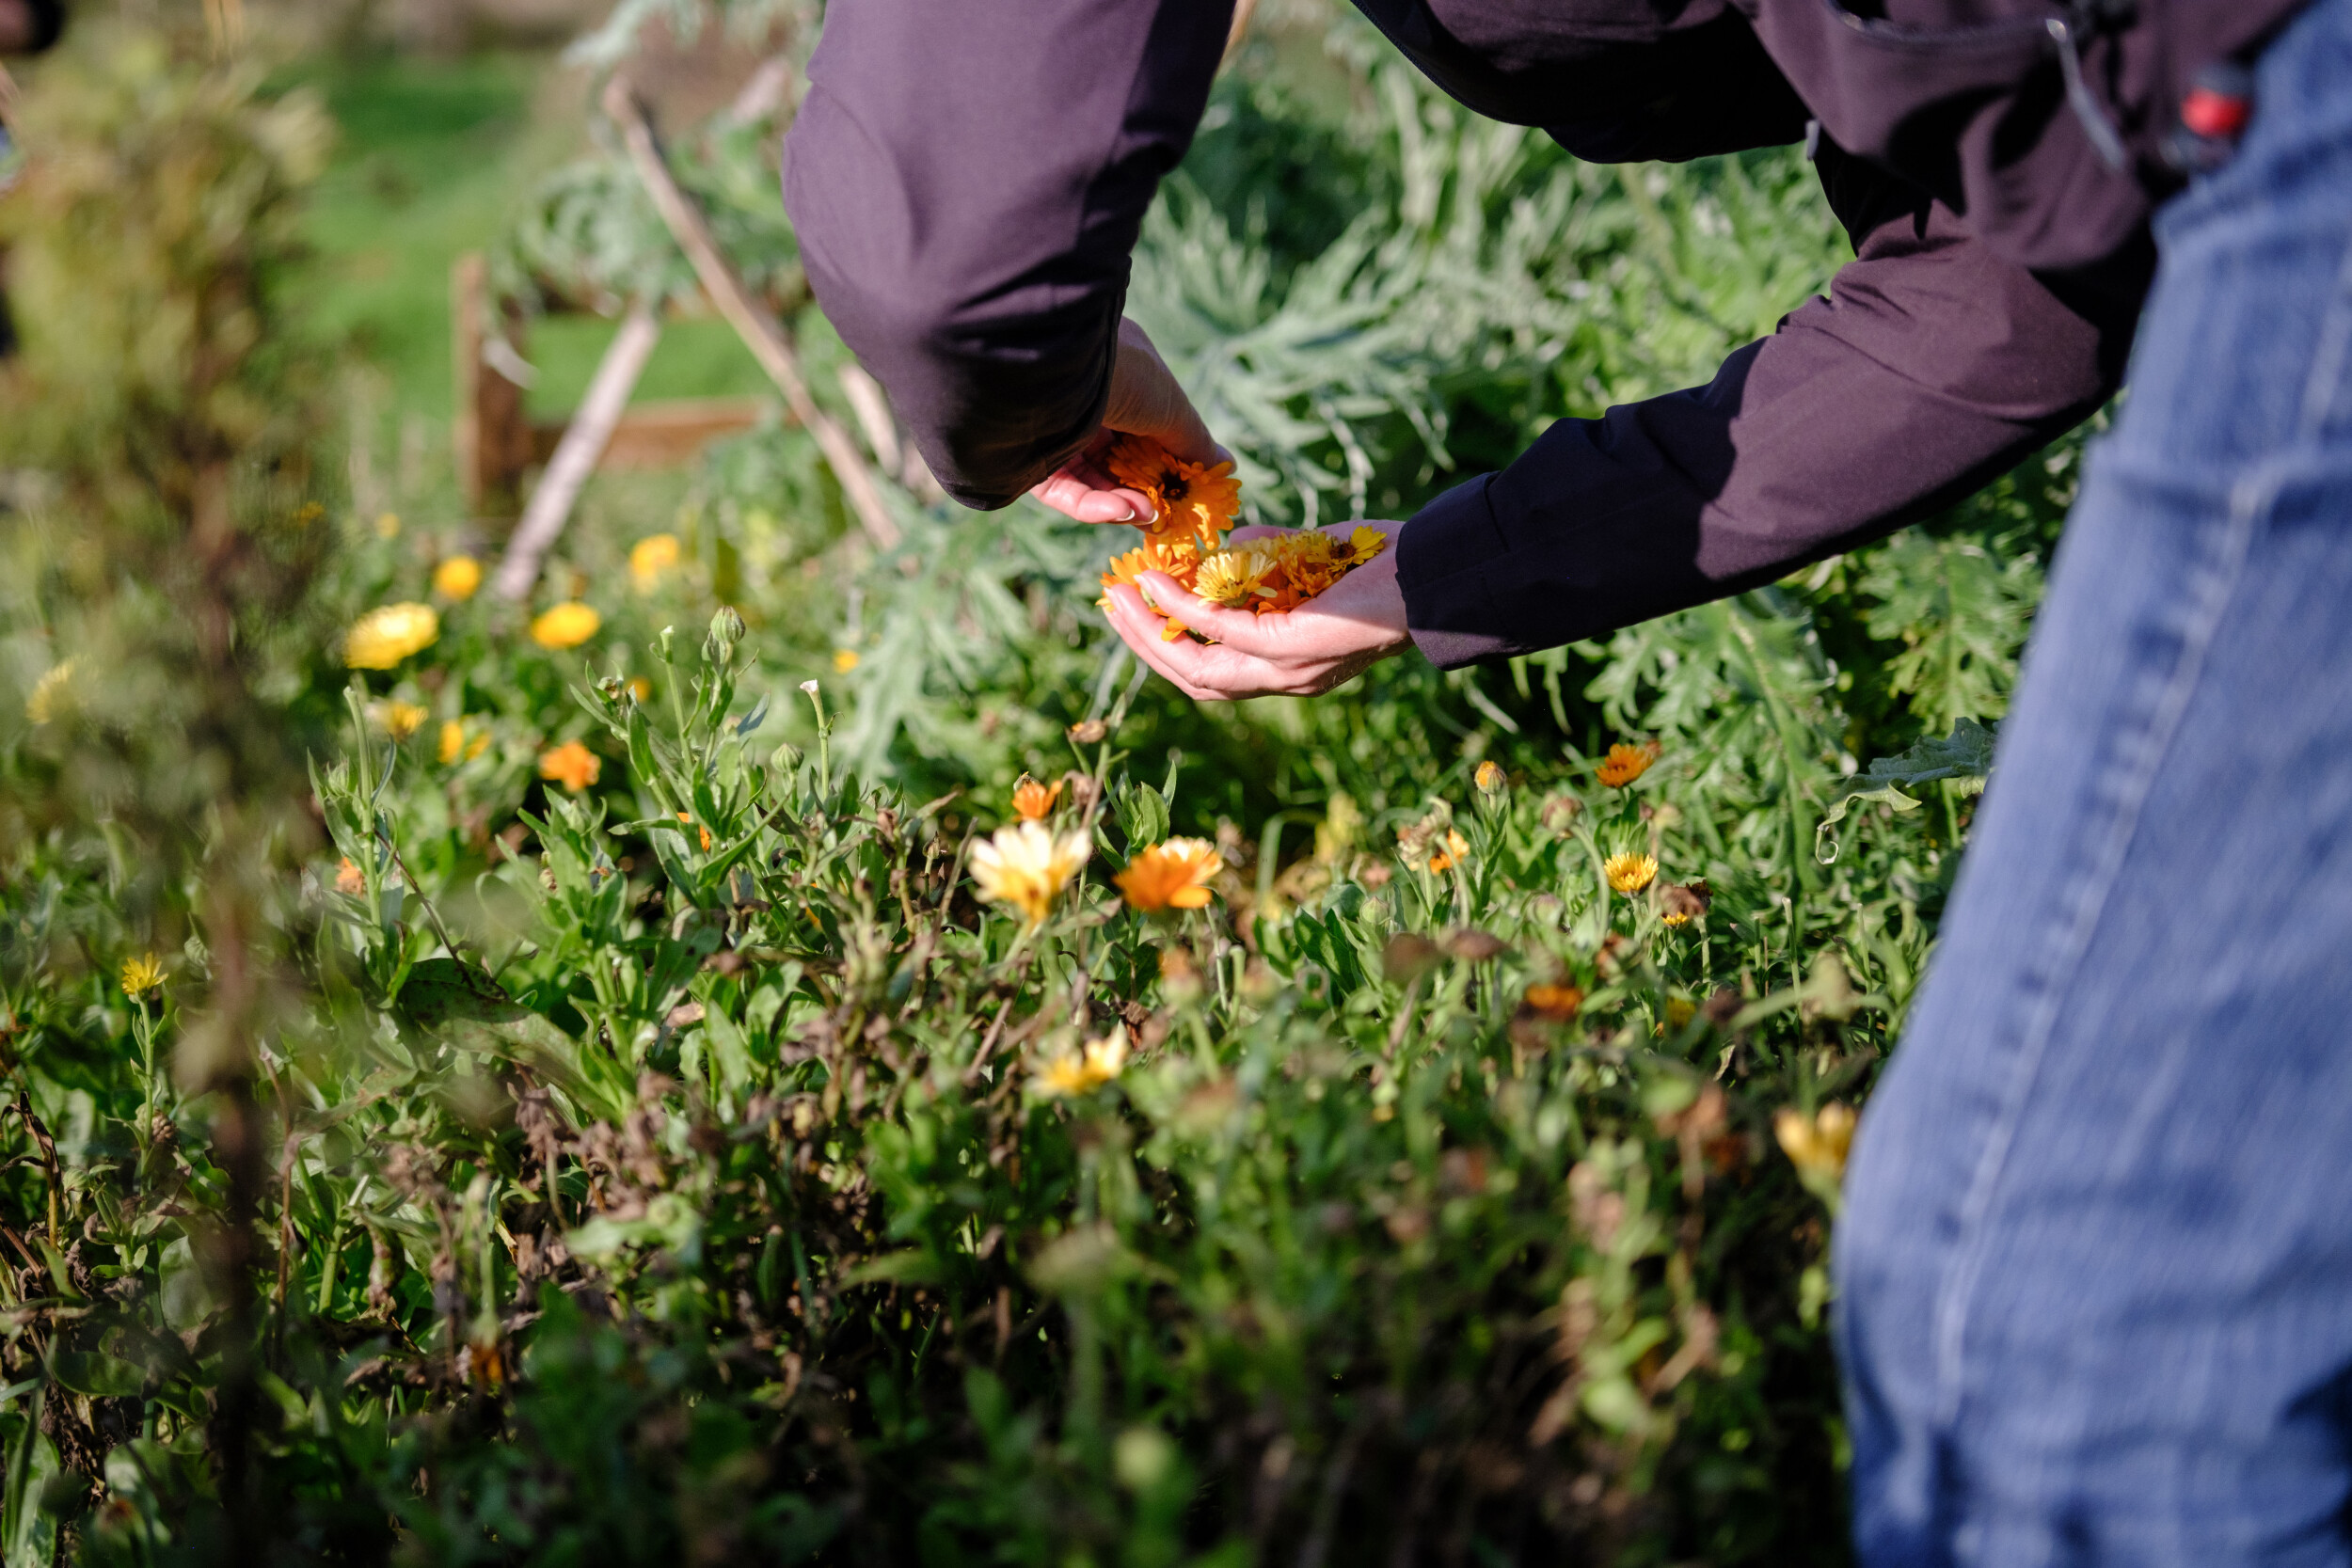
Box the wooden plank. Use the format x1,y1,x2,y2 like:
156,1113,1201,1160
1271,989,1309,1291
451,252,534,519
527,396,776,470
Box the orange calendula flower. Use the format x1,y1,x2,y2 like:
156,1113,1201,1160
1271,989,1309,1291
1605,851,1659,894
1115,838,1223,912
335,857,366,895
630,533,681,590
1475,760,1506,796
1098,531,1203,606
433,555,482,601
832,648,861,673
676,811,714,850
1522,982,1583,1021
1426,830,1470,874
538,738,600,792
345,603,439,670
1104,433,1242,548
1010,773,1064,822
1597,743,1655,788
531,603,601,650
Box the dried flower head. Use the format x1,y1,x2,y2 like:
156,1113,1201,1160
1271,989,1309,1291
119,954,165,998
630,533,681,589
1604,851,1659,894
345,603,439,670
1597,743,1655,788
1659,880,1713,927
432,555,482,601
530,603,601,650
538,738,601,792
970,820,1090,928
1115,838,1223,912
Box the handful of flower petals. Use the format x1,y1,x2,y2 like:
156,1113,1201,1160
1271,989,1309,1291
1093,434,1387,641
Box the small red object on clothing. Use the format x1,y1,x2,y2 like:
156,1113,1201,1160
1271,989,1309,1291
2181,85,2251,140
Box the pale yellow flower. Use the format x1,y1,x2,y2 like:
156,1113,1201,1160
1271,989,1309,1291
1775,1102,1857,1185
1035,1026,1129,1098
433,555,482,601
25,659,74,725
969,820,1089,928
375,700,427,741
1114,839,1223,912
119,954,165,998
629,533,681,590
344,604,439,670
1193,544,1277,608
529,603,601,651
833,648,861,673
1604,851,1659,894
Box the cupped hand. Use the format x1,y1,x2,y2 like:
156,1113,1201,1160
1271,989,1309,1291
1029,317,1224,526
1102,520,1415,700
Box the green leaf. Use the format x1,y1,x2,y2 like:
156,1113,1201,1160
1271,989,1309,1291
1816,718,1997,863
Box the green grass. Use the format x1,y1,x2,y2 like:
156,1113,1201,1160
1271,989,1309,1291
293,51,771,426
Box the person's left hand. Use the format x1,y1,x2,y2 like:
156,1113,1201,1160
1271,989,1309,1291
1102,520,1414,700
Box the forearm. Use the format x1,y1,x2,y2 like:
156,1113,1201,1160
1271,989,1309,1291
1399,190,2145,667
783,0,1230,509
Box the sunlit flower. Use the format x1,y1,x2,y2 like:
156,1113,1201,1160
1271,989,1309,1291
375,700,427,741
119,954,165,998
530,603,601,650
432,555,482,601
1475,760,1506,796
25,659,74,725
1035,1026,1129,1098
1597,743,1655,788
438,720,466,765
1775,1102,1856,1184
1115,838,1223,912
833,648,861,673
1098,531,1203,606
1346,526,1389,564
538,738,601,792
969,820,1089,928
1194,542,1278,608
336,857,366,895
628,677,653,704
1522,982,1583,1021
629,533,681,590
1426,829,1470,874
1010,773,1064,822
1663,996,1697,1029
344,603,439,670
1104,434,1242,548
1604,851,1658,894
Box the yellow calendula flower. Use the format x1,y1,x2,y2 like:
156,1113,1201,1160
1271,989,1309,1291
373,512,402,540
1597,742,1655,788
344,603,439,670
1114,838,1223,913
1475,760,1506,796
530,603,601,650
1036,1026,1129,1098
538,738,601,792
833,648,861,673
25,659,74,725
1604,851,1659,894
1010,773,1064,822
119,953,165,999
1775,1102,1857,1184
969,820,1089,928
1194,544,1277,608
629,533,681,590
376,700,427,741
432,555,482,601
1347,526,1389,564
438,720,491,766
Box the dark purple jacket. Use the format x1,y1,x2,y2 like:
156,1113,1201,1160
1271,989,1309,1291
784,0,2306,667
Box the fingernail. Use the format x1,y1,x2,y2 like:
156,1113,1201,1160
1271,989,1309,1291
1118,505,1137,523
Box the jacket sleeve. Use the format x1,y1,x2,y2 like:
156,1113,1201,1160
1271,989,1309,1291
1395,146,2147,668
782,0,1231,511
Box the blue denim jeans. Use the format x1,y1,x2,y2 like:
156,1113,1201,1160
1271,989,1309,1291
1834,2,2352,1562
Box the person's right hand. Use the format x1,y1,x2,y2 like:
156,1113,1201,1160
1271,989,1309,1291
1028,317,1224,526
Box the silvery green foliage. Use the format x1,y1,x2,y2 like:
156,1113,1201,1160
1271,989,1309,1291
564,0,816,70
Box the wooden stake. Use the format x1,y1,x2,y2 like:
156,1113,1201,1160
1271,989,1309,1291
602,75,903,550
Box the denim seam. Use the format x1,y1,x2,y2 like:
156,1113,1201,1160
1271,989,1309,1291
2296,222,2352,441
1927,461,2270,1433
